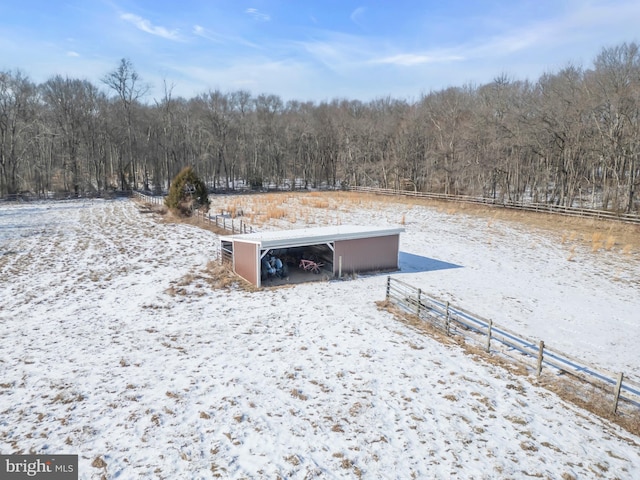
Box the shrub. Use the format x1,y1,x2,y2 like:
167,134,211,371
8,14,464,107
165,167,209,216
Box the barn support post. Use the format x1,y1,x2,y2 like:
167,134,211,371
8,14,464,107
338,256,343,278
536,341,545,377
612,372,624,414
486,319,493,353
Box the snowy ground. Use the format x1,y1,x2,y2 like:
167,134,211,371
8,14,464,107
0,197,639,479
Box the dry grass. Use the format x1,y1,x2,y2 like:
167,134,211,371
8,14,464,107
165,260,257,295
139,191,640,255
290,388,309,401
199,261,258,292
377,299,640,438
266,205,287,220
604,234,617,251
540,375,640,438
342,192,640,254
242,192,638,257
591,232,604,252
91,456,107,469
138,192,640,434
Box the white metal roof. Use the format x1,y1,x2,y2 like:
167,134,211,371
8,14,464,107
220,225,404,249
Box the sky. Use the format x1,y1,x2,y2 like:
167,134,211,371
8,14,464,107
1,0,639,103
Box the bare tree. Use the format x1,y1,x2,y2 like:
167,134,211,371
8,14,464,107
587,42,640,212
102,58,149,190
0,70,37,195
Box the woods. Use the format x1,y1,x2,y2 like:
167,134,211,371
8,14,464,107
1,42,639,212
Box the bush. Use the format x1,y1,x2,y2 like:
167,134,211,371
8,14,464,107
165,167,209,216
247,171,263,190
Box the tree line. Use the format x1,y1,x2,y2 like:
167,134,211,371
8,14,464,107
1,42,639,212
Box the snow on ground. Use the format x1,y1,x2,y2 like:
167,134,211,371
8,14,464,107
0,197,639,479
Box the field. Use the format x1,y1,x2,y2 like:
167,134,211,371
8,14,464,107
1,193,639,479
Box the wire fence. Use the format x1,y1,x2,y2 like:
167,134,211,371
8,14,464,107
350,186,640,225
385,276,640,416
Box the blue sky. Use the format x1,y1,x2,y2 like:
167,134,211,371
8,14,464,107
1,0,638,102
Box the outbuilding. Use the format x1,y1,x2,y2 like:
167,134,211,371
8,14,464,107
219,225,404,287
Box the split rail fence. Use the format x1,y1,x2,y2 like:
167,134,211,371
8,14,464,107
351,186,640,225
385,276,640,415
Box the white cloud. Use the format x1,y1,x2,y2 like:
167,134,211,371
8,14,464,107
192,24,261,49
350,7,366,26
245,8,270,22
66,51,80,57
456,0,640,61
160,57,318,100
121,13,181,41
193,24,223,43
373,53,464,66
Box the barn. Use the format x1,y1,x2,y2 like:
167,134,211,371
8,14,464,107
219,225,404,287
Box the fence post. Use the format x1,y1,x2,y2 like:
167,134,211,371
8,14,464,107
612,372,624,414
536,341,545,377
445,302,450,335
416,289,422,316
385,276,391,300
486,319,493,353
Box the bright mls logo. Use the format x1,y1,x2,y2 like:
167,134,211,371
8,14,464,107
0,455,78,479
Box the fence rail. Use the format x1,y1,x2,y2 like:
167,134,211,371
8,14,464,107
385,276,640,415
132,191,256,234
1,190,132,202
351,186,640,225
132,191,164,205
193,209,256,234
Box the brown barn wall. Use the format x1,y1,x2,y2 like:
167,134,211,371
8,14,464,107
234,241,259,286
334,235,399,274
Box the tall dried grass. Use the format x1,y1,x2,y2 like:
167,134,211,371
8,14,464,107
604,235,616,251
204,190,640,256
265,206,287,220
590,232,604,252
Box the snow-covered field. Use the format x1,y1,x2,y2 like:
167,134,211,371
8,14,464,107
1,196,639,479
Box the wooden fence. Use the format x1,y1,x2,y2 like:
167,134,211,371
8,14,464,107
351,186,640,225
193,209,255,234
132,191,164,206
385,276,640,415
132,191,256,235
2,190,132,202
